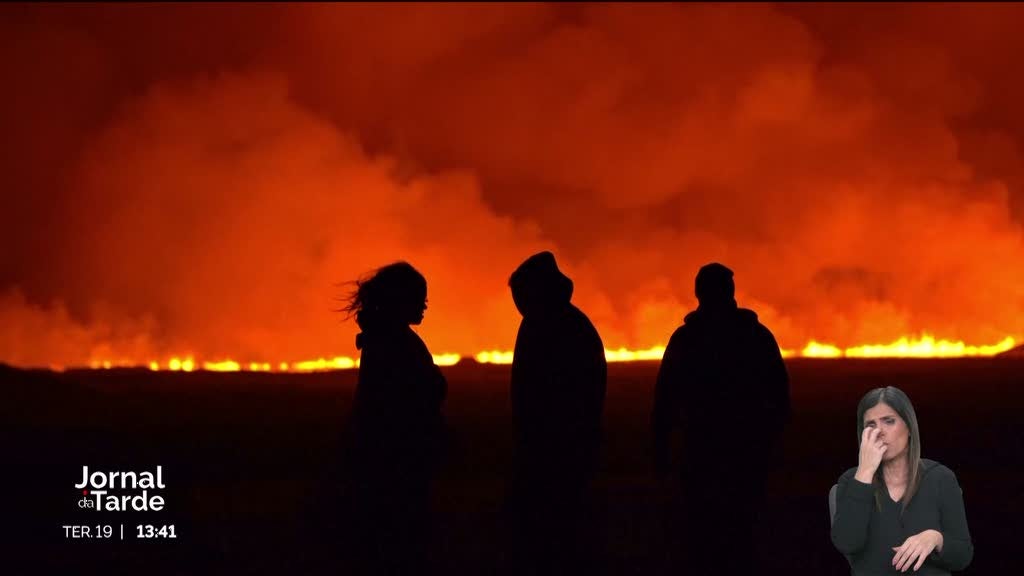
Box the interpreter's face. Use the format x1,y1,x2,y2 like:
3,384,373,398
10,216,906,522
863,402,910,463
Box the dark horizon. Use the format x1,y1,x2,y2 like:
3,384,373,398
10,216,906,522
4,357,1019,574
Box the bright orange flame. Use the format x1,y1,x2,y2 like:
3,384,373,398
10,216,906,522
292,357,358,371
162,356,196,372
432,353,462,367
475,350,514,364
203,360,241,372
802,341,844,358
76,334,1017,372
605,346,666,362
842,335,1015,358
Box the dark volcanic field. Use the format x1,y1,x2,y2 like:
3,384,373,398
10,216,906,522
2,359,1022,575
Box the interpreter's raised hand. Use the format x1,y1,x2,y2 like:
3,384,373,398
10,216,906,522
855,426,888,481
892,529,943,572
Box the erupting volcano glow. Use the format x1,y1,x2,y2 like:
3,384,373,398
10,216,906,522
801,335,1017,359
475,351,515,364
843,335,1017,358
202,360,241,372
605,346,668,363
3,5,1024,374
74,334,1018,373
801,342,844,359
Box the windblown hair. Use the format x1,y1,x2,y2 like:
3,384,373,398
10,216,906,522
340,261,426,330
855,386,923,515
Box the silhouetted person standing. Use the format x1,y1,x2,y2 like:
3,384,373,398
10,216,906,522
343,262,447,575
652,262,790,575
507,251,607,575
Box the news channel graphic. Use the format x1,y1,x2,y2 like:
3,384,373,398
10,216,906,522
2,449,207,576
65,465,176,540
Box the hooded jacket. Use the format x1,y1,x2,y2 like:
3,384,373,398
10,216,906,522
652,303,790,467
509,252,607,468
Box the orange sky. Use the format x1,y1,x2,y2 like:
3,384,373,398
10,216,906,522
2,3,1023,367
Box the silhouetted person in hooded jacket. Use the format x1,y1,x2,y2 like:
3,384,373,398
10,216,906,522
652,262,790,575
343,261,447,575
506,251,607,575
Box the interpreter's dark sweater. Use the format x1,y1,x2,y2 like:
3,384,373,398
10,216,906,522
831,458,973,575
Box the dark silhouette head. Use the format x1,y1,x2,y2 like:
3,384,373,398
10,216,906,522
343,261,428,330
509,251,574,318
695,262,736,308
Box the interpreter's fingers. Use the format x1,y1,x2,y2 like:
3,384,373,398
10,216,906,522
902,549,920,572
892,541,909,565
897,545,913,569
907,547,923,572
901,548,914,571
895,547,911,571
892,543,910,568
914,551,927,571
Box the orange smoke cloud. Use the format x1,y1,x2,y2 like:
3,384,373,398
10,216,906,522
2,4,1023,367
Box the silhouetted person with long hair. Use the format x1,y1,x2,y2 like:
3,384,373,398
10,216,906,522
652,262,790,575
506,251,607,575
342,262,447,575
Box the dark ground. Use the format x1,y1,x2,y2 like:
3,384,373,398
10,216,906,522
2,358,1021,575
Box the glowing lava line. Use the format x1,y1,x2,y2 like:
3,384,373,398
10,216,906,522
69,335,1018,372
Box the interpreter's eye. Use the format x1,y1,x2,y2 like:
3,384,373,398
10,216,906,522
865,422,876,428
883,418,895,425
